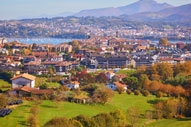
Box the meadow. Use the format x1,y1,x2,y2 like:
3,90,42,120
0,94,190,127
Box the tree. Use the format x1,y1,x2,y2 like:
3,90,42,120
73,115,97,127
159,38,169,45
45,117,75,127
30,105,39,116
137,65,147,75
39,83,48,89
93,113,116,127
139,74,149,89
142,90,150,97
70,40,80,52
110,109,126,126
122,76,138,89
126,106,140,127
116,87,125,94
95,73,109,83
0,94,7,109
157,63,173,81
92,87,114,104
27,115,38,127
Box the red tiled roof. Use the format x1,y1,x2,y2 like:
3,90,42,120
11,73,36,81
10,86,53,94
114,82,127,87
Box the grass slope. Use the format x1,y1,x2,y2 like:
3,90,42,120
0,94,185,127
0,79,11,91
146,118,191,127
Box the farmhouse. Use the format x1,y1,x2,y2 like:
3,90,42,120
66,81,80,89
106,82,127,91
105,71,115,80
11,73,36,88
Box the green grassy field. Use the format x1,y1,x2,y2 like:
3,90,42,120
146,118,191,127
116,69,136,75
0,79,11,91
0,94,190,127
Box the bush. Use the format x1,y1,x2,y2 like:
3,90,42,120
142,90,150,97
39,83,48,89
92,87,114,104
27,115,38,127
30,106,39,116
45,117,75,127
134,90,141,95
126,89,132,95
93,113,116,127
73,115,97,127
0,94,7,109
156,91,163,98
116,87,125,94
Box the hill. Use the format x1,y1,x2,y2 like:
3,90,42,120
74,0,172,17
128,4,191,22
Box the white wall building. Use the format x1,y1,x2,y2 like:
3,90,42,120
11,73,36,88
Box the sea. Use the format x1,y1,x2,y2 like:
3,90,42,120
6,38,191,44
6,38,74,45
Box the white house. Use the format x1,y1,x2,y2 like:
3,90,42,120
105,71,115,80
106,82,127,91
66,81,80,89
11,73,36,88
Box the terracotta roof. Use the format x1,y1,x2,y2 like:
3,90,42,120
11,73,36,81
114,82,127,87
105,71,114,74
70,81,80,85
10,86,53,95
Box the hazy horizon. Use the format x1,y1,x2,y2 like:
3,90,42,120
0,0,191,20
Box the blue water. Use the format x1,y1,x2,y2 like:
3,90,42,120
6,38,191,44
6,38,74,44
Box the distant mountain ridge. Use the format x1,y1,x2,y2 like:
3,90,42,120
128,4,191,22
73,0,173,17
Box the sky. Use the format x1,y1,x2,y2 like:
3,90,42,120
0,0,191,20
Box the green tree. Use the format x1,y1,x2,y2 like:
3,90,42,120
73,115,97,127
45,117,75,127
122,76,138,89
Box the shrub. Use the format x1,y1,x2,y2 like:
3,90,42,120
93,113,116,127
116,87,125,94
73,115,97,127
27,115,38,127
0,94,7,109
30,106,39,116
142,90,150,97
126,89,132,95
39,83,48,89
92,87,114,104
156,91,163,98
45,117,74,127
134,90,140,95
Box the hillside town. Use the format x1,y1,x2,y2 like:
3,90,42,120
0,34,190,76
0,17,191,40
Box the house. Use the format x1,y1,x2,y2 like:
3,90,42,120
105,71,115,80
66,81,80,89
106,82,127,91
55,62,72,75
11,73,36,88
95,56,131,68
113,74,127,81
9,86,53,97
